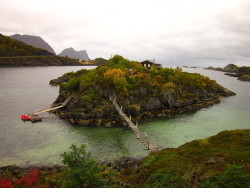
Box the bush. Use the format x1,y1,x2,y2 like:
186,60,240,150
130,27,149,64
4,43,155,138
59,144,116,188
104,68,125,79
80,89,95,103
162,81,177,92
64,77,82,92
199,164,250,188
113,74,128,94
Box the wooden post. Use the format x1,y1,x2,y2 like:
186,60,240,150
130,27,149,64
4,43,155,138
136,133,140,139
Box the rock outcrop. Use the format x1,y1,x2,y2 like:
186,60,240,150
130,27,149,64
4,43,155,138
51,56,236,127
206,64,250,81
58,47,90,61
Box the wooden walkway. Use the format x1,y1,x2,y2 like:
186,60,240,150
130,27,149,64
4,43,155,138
27,96,72,122
109,95,159,152
33,96,72,116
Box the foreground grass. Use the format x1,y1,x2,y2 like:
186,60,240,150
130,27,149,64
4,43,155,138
0,130,249,187
119,129,250,187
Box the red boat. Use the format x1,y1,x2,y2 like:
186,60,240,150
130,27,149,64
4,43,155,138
21,115,30,121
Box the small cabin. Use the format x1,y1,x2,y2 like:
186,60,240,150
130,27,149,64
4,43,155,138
141,60,162,69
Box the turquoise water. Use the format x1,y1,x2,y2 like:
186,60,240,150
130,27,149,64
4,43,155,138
0,66,249,166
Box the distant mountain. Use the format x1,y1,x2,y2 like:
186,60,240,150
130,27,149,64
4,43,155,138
10,34,55,54
0,34,81,66
58,47,90,60
0,33,54,57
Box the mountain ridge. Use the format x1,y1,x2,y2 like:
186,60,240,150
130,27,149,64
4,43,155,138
10,34,55,54
0,33,53,57
58,47,90,60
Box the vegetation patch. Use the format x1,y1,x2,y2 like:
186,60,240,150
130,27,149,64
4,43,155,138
118,129,250,187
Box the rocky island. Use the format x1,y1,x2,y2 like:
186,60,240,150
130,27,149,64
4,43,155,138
51,55,235,127
206,64,250,81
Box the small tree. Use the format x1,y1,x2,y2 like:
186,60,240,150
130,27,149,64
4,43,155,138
59,144,114,188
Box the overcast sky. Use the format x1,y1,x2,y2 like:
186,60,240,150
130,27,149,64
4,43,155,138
1,0,250,66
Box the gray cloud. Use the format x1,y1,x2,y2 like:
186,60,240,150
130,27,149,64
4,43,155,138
1,0,250,67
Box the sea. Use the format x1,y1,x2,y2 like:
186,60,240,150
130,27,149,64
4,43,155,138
0,66,249,166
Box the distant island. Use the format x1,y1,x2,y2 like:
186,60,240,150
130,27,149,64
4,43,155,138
10,34,56,54
50,55,235,127
58,47,90,61
206,64,250,81
0,33,82,66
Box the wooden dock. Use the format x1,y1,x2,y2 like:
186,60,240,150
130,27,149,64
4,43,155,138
110,95,159,152
27,96,72,122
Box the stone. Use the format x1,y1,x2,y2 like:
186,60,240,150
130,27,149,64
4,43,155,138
105,122,112,127
142,97,162,110
78,119,91,126
206,157,224,165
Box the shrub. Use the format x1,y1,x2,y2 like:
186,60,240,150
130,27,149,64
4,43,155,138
0,179,12,188
162,81,177,92
64,77,82,92
104,68,125,79
80,89,95,103
113,74,128,94
59,144,116,188
160,68,175,80
16,168,40,187
199,164,250,188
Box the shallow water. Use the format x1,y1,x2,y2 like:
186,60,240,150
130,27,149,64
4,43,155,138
0,66,249,166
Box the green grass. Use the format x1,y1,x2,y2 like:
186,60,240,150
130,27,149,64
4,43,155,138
118,129,250,187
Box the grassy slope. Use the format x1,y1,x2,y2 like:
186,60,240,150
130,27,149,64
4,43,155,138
119,129,250,187
0,56,81,66
0,33,53,57
0,34,81,66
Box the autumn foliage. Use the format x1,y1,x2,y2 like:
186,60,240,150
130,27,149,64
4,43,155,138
0,168,50,188
104,68,125,79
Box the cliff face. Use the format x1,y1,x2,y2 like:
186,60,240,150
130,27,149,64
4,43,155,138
10,34,55,54
58,47,90,60
51,55,236,127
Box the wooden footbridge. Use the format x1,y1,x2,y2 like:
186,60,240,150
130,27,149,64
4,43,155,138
109,95,159,152
23,96,73,122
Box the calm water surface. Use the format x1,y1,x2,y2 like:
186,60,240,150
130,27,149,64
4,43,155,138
0,66,249,166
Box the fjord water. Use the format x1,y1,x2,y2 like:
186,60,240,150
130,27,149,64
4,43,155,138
0,67,249,166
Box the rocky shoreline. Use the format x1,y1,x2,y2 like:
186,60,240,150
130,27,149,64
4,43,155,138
54,96,223,127
52,78,235,127
206,64,250,81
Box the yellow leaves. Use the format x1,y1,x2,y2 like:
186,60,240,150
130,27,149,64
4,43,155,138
162,81,177,92
104,68,125,79
137,72,147,78
150,81,161,87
